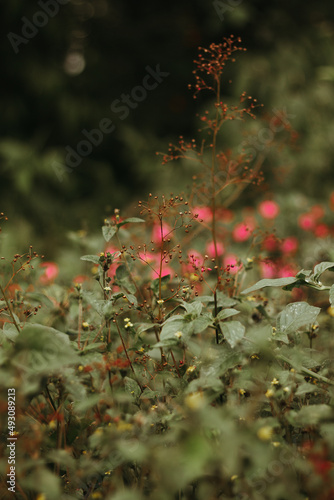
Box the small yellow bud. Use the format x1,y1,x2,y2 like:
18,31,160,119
186,365,196,375
185,391,205,410
327,306,334,317
257,426,273,441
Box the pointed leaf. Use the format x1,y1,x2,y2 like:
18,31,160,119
313,261,334,281
124,376,141,400
102,225,117,242
181,301,203,317
115,264,129,281
80,254,101,265
192,314,213,333
216,291,238,307
242,277,298,294
330,285,334,306
117,217,145,228
220,321,245,348
160,316,188,341
276,302,320,334
216,308,240,321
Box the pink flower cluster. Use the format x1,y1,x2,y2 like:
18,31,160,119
298,204,331,238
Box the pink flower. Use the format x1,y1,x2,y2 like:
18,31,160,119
298,213,316,231
193,206,213,223
104,245,122,278
278,264,296,278
40,262,59,284
72,274,90,284
260,260,276,279
223,254,241,274
138,251,173,279
310,205,324,220
258,200,280,219
105,244,119,255
314,224,330,238
281,237,298,255
205,241,224,258
217,208,234,223
263,235,278,252
151,222,173,243
232,221,253,242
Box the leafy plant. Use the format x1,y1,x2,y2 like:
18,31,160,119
1,38,334,500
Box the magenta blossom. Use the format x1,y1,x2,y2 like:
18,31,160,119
40,262,59,284
206,241,224,258
258,200,280,219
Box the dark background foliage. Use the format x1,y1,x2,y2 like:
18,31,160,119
1,0,334,255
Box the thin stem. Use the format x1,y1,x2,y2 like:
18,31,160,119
170,350,181,378
114,317,143,392
0,283,21,333
210,78,221,273
77,293,83,350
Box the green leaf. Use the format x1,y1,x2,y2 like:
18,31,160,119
313,261,334,281
181,300,203,317
74,394,102,412
25,292,54,308
150,274,171,295
80,254,101,265
103,301,116,319
21,467,61,500
153,338,179,349
296,269,312,279
115,264,136,294
12,324,78,376
117,217,145,228
102,225,117,242
115,264,129,281
123,292,138,308
82,342,105,352
124,376,141,400
193,295,214,303
295,382,321,396
192,314,213,334
160,316,188,341
3,322,19,342
289,404,332,426
330,285,334,306
216,291,238,307
241,277,298,295
220,321,245,348
136,323,156,335
276,302,320,334
272,330,289,344
140,388,159,400
216,308,240,321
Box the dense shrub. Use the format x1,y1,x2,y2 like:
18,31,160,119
0,37,334,500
